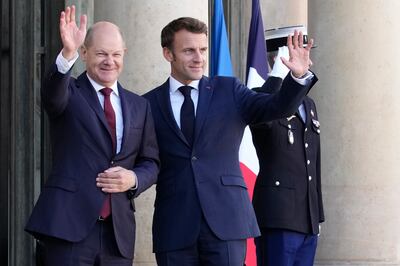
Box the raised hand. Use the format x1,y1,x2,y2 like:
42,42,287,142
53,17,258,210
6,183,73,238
59,5,87,60
281,30,314,78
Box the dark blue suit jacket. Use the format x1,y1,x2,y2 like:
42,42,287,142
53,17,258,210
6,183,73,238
144,74,316,253
25,65,160,259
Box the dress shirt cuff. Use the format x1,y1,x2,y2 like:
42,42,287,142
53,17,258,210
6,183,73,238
290,70,314,86
55,51,79,74
130,171,138,190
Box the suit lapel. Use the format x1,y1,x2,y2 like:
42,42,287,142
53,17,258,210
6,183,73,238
76,73,114,145
156,79,189,145
193,77,213,145
115,84,130,157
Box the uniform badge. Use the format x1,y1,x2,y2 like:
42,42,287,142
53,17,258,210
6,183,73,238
312,119,320,128
288,129,294,144
287,115,296,121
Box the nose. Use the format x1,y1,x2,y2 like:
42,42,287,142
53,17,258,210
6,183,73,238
103,55,114,65
193,50,203,62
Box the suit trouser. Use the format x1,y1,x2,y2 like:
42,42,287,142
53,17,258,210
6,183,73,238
39,218,132,266
254,228,318,266
156,215,247,266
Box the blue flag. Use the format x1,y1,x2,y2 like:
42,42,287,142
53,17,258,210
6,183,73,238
210,0,233,77
246,0,268,88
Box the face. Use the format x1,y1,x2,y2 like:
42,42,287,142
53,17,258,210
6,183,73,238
163,30,208,85
81,24,126,87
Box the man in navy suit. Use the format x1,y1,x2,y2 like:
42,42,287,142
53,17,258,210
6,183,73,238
25,6,159,265
144,17,317,265
251,27,324,266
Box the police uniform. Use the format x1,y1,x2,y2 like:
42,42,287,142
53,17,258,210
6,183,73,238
251,76,324,266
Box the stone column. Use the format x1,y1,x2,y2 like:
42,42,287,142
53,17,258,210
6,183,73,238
94,1,208,265
261,0,307,30
308,1,400,265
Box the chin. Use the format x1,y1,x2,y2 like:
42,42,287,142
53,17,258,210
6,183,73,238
191,73,203,80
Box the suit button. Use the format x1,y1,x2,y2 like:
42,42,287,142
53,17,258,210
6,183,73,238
309,176,312,181
192,156,197,161
307,160,310,165
275,181,280,186
305,143,309,148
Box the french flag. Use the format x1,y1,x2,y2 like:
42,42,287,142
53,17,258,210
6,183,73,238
239,0,268,264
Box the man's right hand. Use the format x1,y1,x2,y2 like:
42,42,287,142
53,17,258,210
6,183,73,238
59,5,87,60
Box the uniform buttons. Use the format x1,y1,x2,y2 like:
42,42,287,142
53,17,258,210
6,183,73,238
307,160,310,165
275,181,280,186
309,176,312,181
191,156,198,161
288,124,292,129
305,143,309,148
111,161,114,165
305,128,308,132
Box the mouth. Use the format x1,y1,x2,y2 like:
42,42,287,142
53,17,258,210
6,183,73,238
99,68,115,73
190,66,203,72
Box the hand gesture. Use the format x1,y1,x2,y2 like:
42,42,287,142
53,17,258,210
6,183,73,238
96,166,137,193
59,5,87,60
281,30,314,78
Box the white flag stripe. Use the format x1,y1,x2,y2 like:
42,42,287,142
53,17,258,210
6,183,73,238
247,67,266,89
239,127,259,174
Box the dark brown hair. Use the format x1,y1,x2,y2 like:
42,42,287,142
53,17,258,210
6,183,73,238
161,17,208,49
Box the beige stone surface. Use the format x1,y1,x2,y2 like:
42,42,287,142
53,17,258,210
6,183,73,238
262,0,307,30
309,0,400,265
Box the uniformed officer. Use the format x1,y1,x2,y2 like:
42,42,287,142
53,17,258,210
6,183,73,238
250,26,325,266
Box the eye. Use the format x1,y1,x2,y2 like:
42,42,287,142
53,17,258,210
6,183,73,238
200,48,208,54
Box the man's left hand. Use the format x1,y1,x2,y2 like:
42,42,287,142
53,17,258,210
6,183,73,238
96,166,136,193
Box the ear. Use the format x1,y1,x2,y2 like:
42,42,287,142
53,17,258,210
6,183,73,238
80,46,87,62
163,47,174,62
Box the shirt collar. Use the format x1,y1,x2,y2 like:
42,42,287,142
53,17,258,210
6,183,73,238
169,76,200,94
86,73,119,96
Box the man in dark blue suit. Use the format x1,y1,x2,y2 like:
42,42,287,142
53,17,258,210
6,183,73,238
251,27,324,266
144,17,317,265
25,6,159,265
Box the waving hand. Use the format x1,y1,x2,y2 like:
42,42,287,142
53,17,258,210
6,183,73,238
59,5,87,60
281,30,314,78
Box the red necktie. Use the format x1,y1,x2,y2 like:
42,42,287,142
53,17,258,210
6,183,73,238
99,87,116,219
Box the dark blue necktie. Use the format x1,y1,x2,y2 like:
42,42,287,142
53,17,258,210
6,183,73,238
178,86,195,145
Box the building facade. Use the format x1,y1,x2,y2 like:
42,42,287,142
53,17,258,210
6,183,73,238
1,0,400,265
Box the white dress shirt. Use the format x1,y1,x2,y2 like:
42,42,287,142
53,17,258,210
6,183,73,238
168,76,200,129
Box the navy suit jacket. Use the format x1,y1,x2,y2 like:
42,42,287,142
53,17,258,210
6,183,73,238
251,76,324,235
144,74,316,253
25,64,160,259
